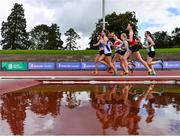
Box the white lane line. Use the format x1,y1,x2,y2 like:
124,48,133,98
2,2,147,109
42,80,178,85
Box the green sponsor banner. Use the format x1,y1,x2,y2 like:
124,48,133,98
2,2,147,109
2,62,28,71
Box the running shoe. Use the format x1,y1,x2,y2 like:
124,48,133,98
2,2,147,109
152,73,157,76
123,71,129,76
148,70,154,76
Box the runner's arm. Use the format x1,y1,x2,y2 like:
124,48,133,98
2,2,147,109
93,41,101,47
113,35,123,43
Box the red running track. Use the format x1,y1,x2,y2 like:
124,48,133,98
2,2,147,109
1,70,180,76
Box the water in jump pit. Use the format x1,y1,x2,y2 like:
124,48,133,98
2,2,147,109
0,84,180,135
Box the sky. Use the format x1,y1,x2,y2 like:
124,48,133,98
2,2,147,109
0,0,180,49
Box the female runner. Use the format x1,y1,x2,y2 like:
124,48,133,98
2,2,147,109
92,35,106,74
143,31,163,75
112,33,129,73
99,30,117,75
123,23,153,75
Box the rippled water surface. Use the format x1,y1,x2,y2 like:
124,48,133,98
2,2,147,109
0,84,180,135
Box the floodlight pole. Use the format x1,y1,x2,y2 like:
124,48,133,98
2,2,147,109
102,0,105,30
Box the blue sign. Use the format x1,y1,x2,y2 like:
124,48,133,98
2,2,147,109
81,62,123,70
56,62,81,70
135,62,163,70
164,61,180,69
28,62,55,70
115,62,122,70
134,62,145,69
24,61,180,71
81,62,107,70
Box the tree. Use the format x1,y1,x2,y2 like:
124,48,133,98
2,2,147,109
153,31,172,48
172,27,180,48
64,28,80,50
89,11,138,49
46,24,63,50
29,24,63,50
1,3,29,50
29,24,49,50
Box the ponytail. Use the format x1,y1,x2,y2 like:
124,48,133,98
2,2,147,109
146,31,155,41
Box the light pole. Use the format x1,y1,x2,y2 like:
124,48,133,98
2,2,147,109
102,0,105,30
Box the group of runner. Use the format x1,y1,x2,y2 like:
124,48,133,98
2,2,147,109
93,23,163,76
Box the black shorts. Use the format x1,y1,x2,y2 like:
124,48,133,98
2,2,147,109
129,45,139,52
116,50,126,56
148,51,155,58
99,50,104,56
105,53,112,56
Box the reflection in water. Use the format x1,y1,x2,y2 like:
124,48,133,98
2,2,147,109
65,92,81,109
0,91,63,135
0,84,180,135
30,92,62,117
91,85,155,135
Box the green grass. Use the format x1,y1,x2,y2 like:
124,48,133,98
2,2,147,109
0,50,97,55
0,48,180,55
140,48,180,54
